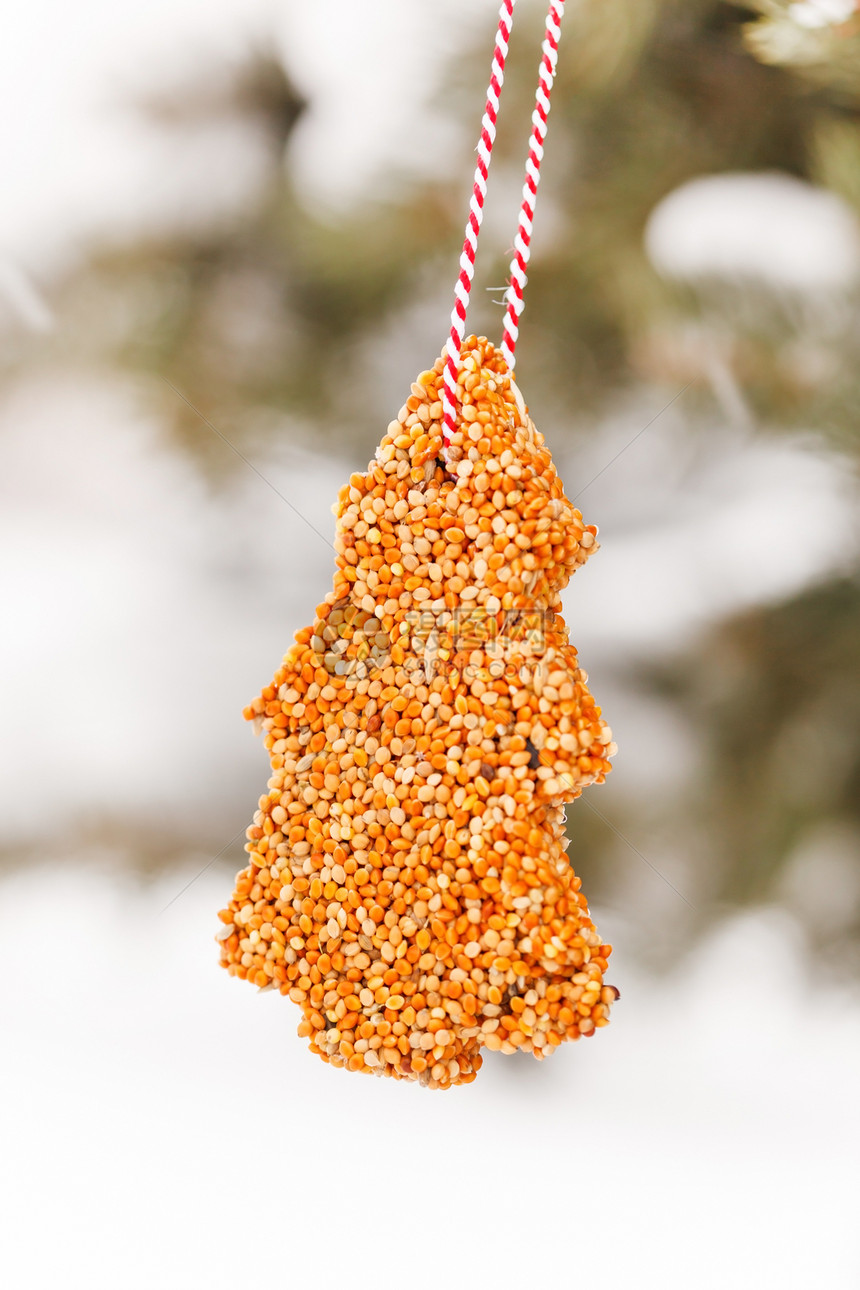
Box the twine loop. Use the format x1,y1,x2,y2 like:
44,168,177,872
442,0,567,452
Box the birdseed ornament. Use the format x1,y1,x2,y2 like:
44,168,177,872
216,1,619,1088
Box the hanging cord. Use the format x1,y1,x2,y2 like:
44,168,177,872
501,0,566,371
441,0,568,451
442,0,517,453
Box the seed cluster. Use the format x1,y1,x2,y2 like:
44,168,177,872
217,336,618,1088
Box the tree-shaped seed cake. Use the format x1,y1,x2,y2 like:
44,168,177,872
217,336,618,1089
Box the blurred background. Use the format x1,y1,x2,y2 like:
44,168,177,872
2,0,859,1285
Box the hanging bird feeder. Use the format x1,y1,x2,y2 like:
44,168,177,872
216,0,619,1089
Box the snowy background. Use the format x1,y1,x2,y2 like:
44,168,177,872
1,2,859,1287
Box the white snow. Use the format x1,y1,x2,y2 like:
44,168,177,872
562,419,858,655
0,372,345,837
790,0,856,29
0,862,857,1290
0,0,501,266
645,172,860,292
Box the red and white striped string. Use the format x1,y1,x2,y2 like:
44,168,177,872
501,1,565,371
442,0,517,450
441,0,567,453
